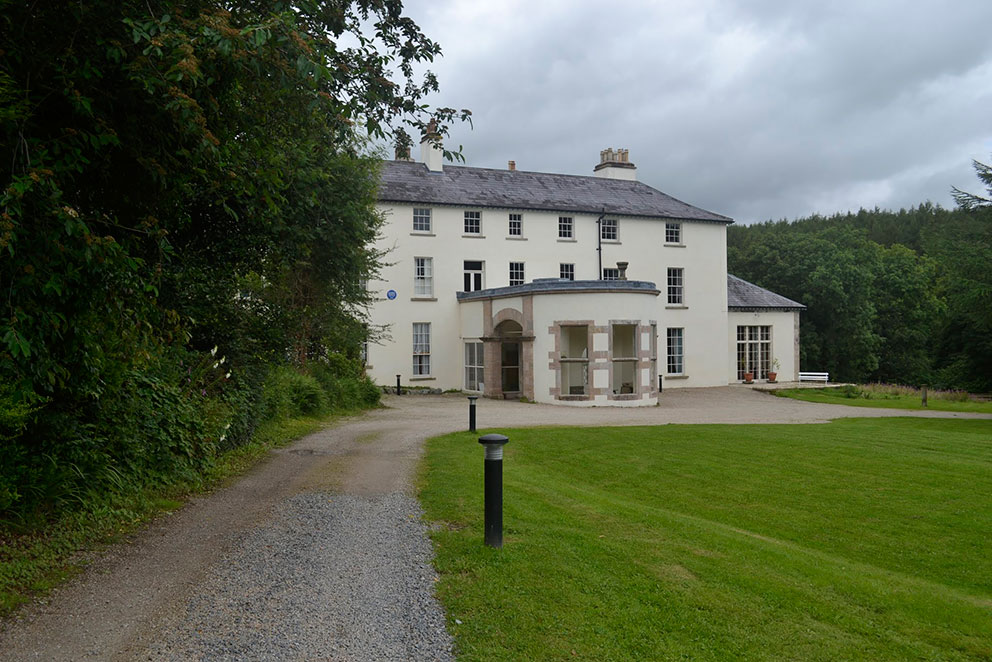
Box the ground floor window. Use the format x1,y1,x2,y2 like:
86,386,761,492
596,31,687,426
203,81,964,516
413,322,431,375
560,263,575,280
560,325,589,396
667,327,683,375
612,323,637,394
465,341,484,391
737,325,770,379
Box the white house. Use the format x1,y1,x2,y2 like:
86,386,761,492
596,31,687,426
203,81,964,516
366,138,804,406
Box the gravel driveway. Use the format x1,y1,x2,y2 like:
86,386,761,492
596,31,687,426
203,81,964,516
1,387,988,661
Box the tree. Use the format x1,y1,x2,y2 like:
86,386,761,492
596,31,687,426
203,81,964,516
1,0,468,514
931,159,992,391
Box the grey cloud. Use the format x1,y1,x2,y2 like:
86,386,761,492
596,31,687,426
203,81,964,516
404,0,992,223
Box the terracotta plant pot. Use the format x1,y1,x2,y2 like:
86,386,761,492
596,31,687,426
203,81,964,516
767,371,777,383
743,372,754,384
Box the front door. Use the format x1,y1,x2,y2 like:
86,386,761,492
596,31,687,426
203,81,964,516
501,341,520,394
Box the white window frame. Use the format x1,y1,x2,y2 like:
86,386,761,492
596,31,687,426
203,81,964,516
508,213,522,237
558,216,574,239
560,263,575,281
413,322,431,376
667,327,684,375
601,218,618,241
463,260,485,292
464,341,484,391
667,267,684,305
464,210,481,235
509,261,525,286
737,326,771,380
413,208,432,233
559,325,590,397
611,323,638,395
414,257,433,297
665,222,681,244
602,267,620,281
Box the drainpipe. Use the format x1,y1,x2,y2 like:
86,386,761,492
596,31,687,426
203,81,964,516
596,210,605,279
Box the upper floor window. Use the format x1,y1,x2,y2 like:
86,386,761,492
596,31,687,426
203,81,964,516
667,267,684,304
414,257,433,297
558,216,574,239
509,261,525,286
665,222,681,244
464,260,484,292
602,267,620,281
413,208,432,233
601,218,618,241
464,211,481,235
560,263,575,281
508,213,522,236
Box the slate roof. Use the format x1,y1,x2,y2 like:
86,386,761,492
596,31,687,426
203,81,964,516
456,278,660,302
727,275,805,311
379,160,732,223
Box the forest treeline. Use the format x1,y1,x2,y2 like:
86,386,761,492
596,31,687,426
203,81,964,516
728,165,992,392
0,1,466,520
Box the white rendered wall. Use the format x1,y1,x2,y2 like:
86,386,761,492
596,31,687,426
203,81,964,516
529,290,659,406
727,311,799,383
367,201,732,390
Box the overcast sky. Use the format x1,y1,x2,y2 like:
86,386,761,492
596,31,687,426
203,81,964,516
399,0,992,224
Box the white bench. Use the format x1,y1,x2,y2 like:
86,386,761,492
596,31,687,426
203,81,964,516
799,372,829,383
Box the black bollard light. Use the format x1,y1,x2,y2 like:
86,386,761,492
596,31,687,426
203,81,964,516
396,374,402,395
478,433,509,548
468,395,479,432
922,384,928,408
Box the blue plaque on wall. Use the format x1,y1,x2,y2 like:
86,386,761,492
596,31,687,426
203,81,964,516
386,289,397,300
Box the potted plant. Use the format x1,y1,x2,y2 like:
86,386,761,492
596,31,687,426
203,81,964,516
767,358,780,383
739,357,753,384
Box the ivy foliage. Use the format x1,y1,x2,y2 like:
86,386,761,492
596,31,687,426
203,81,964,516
1,1,465,517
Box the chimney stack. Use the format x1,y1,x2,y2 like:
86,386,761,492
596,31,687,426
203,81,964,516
394,143,412,161
617,261,629,281
420,120,443,172
508,160,516,171
594,147,637,181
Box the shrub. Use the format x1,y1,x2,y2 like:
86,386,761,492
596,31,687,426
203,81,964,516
260,366,327,420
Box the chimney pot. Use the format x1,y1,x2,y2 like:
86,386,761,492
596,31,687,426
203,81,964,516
508,160,516,171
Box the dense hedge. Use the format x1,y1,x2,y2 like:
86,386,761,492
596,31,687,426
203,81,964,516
0,355,379,518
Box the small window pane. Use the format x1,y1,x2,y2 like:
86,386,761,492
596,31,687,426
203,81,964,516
667,327,684,375
667,267,683,305
601,218,618,241
509,261,525,286
508,213,522,236
413,208,432,232
464,211,481,234
413,322,431,376
414,257,433,297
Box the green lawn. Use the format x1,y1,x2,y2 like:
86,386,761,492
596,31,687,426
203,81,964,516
419,419,992,661
775,386,992,413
